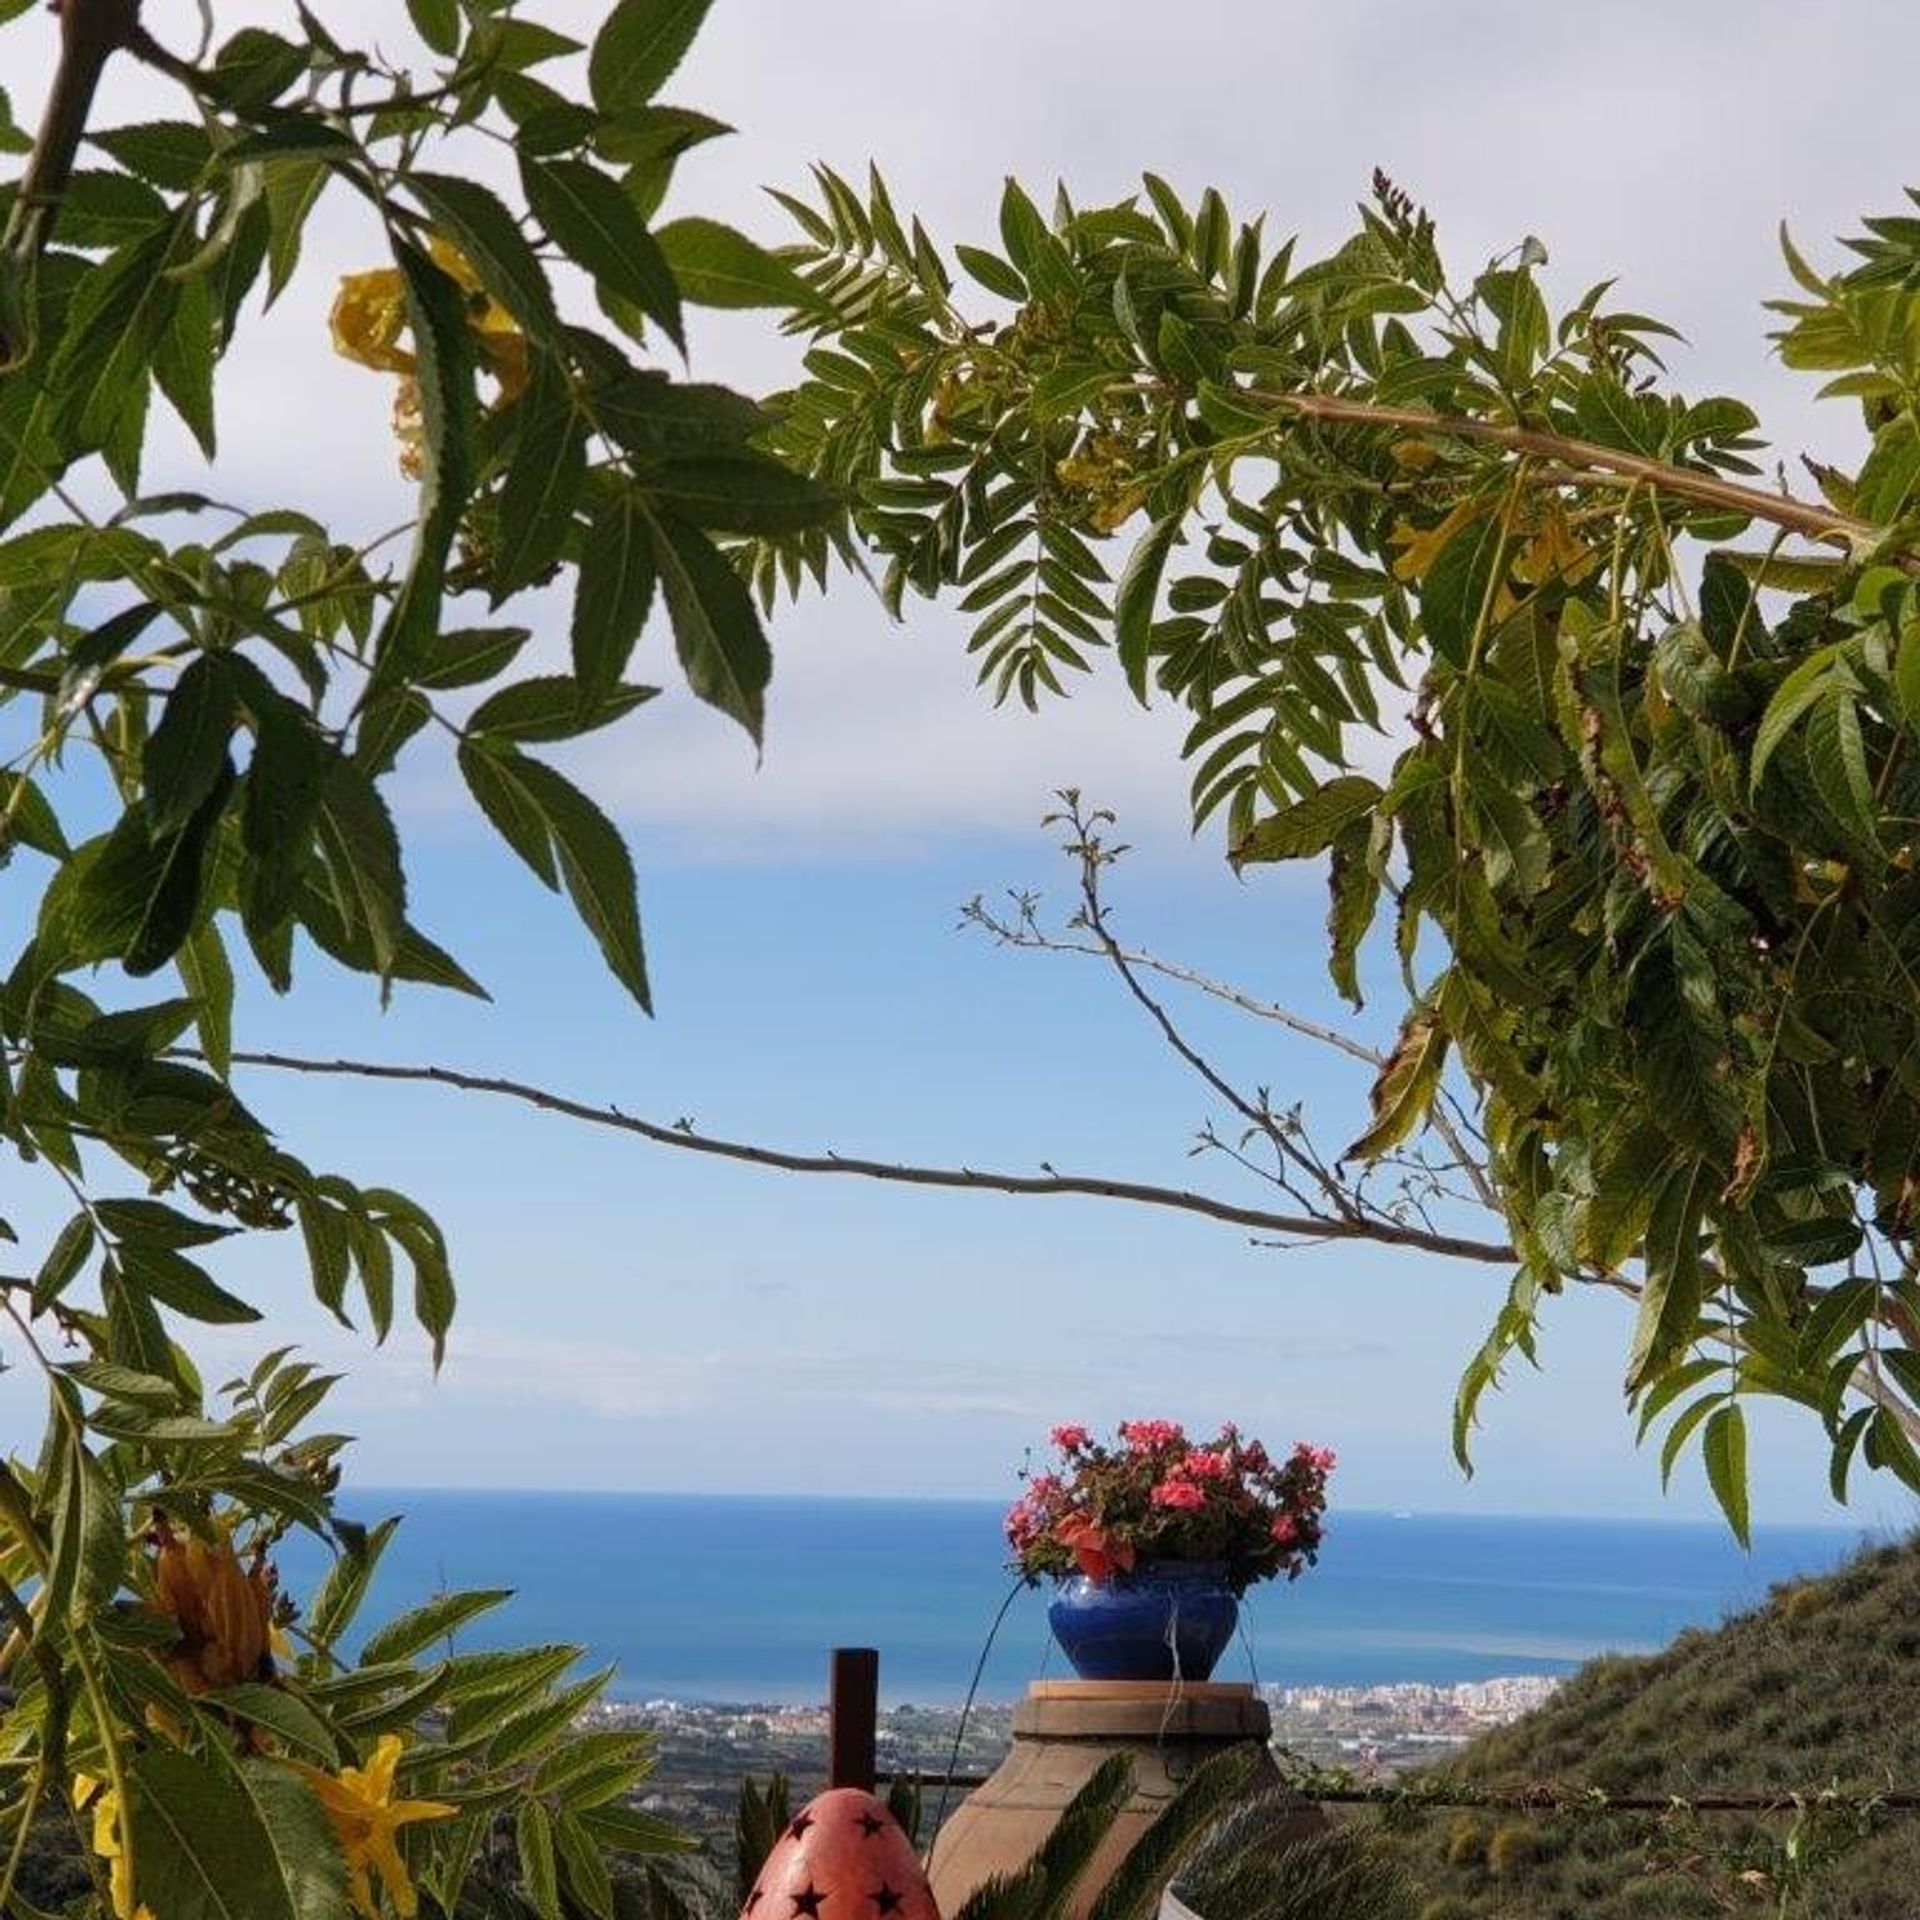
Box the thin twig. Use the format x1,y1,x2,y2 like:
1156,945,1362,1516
207,1049,1523,1266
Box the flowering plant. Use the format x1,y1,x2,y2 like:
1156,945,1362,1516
1005,1420,1333,1594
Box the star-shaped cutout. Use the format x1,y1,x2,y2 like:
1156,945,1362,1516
872,1884,906,1915
791,1883,829,1919
787,1813,816,1841
856,1812,888,1838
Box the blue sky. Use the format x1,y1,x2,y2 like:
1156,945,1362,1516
5,0,1920,1528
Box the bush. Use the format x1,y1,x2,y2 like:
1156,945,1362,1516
1444,1818,1489,1868
1485,1824,1539,1878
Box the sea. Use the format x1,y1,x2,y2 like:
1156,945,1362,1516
272,1492,1881,1708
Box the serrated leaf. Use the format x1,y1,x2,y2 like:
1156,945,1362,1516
117,1245,260,1324
45,1419,125,1622
467,675,657,744
1627,1162,1707,1390
313,756,407,984
1346,1004,1447,1161
491,357,587,598
1230,776,1382,867
1418,509,1507,669
1114,513,1181,702
359,1588,514,1667
654,216,815,312
457,746,650,1008
650,510,769,743
589,0,714,112
367,237,478,697
1702,1402,1751,1546
128,1744,311,1920
648,453,839,534
522,156,683,349
1748,641,1841,791
572,491,656,701
146,653,238,837
33,1213,96,1313
408,171,559,342
519,1800,562,1920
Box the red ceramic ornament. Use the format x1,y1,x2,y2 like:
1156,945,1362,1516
742,1788,941,1920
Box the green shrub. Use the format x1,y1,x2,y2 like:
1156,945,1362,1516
1485,1825,1539,1878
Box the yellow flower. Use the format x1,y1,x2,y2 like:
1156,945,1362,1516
330,267,415,376
148,1523,277,1693
293,1734,456,1919
70,1775,153,1920
331,240,531,476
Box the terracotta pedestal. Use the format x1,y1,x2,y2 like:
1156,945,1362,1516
926,1682,1320,1920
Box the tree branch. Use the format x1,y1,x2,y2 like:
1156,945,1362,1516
5,0,143,265
213,1049,1523,1266
1266,390,1876,553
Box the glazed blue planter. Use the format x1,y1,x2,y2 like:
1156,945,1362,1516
1046,1562,1239,1682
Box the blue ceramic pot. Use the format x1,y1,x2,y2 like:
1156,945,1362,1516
1046,1562,1238,1682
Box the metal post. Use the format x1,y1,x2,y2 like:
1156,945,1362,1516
829,1646,879,1792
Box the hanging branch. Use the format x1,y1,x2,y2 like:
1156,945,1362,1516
206,1048,1524,1266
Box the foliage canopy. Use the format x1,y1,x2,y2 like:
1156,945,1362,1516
0,0,831,1912
747,162,1920,1537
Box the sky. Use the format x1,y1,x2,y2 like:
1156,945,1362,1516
4,0,1920,1528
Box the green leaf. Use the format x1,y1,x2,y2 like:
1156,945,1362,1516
360,1588,514,1666
128,1744,318,1920
416,626,533,691
1114,513,1181,703
953,243,1026,302
312,756,407,983
491,356,587,599
309,1515,400,1649
1345,1004,1448,1161
589,0,715,112
458,746,650,1008
117,1245,261,1324
654,216,817,312
47,229,180,457
650,510,770,743
153,272,217,457
1418,510,1506,668
406,0,459,55
555,1807,617,1920
572,491,656,701
408,172,561,344
67,770,233,977
1748,640,1841,792
146,654,238,838
522,156,683,350
1230,776,1382,867
468,675,658,744
45,1417,125,1622
1627,1162,1707,1391
1326,817,1384,1009
648,454,840,534
367,236,478,697
590,374,766,455
1896,613,1920,736
519,1800,563,1920
1702,1402,1751,1547
32,1213,95,1313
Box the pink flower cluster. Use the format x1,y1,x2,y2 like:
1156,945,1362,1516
1005,1417,1334,1593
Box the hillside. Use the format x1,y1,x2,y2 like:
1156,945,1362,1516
1358,1531,1920,1919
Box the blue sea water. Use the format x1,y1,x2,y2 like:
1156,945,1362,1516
272,1492,1876,1707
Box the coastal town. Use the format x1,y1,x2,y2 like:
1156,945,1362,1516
604,1675,1566,1846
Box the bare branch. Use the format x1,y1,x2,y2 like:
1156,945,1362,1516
961,894,1386,1066
211,1049,1523,1266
